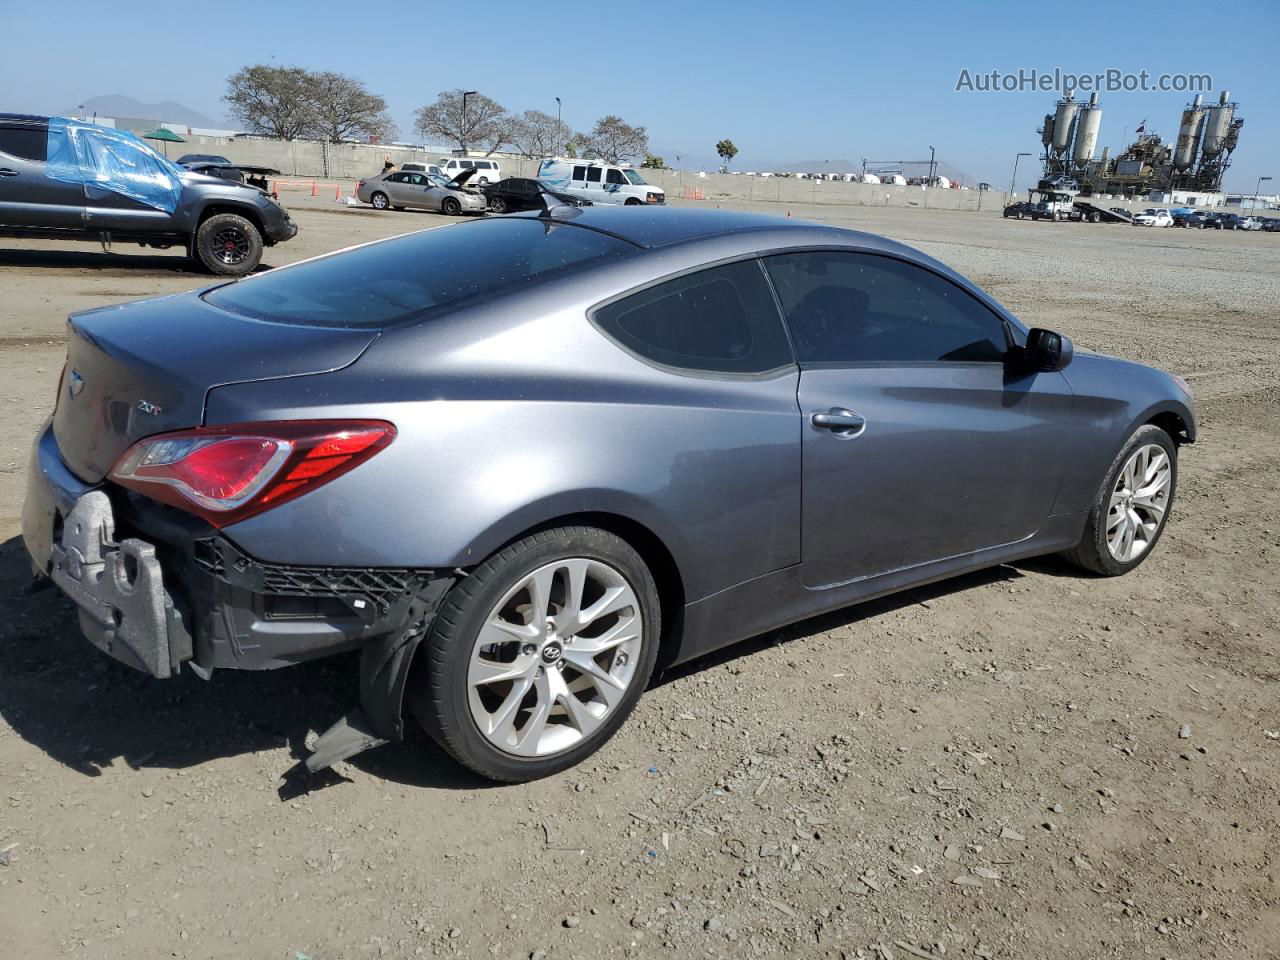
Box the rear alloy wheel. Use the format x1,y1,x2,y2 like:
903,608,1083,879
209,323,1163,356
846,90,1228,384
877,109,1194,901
442,197,462,216
411,526,660,782
370,191,390,210
194,213,263,277
489,196,507,214
1062,425,1177,576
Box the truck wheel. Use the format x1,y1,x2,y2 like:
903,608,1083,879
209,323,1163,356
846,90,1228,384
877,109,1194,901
624,197,643,206
409,526,661,782
1089,212,1101,223
194,213,263,277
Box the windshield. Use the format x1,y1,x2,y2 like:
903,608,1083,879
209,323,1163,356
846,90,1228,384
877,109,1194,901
204,218,637,328
623,170,647,186
427,173,453,187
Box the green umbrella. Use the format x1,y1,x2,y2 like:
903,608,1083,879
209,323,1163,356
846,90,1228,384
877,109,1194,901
142,126,185,157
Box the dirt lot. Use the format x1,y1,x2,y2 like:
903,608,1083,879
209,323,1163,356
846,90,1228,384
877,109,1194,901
1,194,1277,960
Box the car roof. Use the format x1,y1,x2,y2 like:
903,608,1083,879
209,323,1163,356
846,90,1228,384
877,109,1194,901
505,206,843,250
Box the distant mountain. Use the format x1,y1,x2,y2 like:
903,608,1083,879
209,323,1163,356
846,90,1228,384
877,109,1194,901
65,95,220,128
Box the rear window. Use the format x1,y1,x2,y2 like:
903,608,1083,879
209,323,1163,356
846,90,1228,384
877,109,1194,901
0,124,48,162
204,218,636,328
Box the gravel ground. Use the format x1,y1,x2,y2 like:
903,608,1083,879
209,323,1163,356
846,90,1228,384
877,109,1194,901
0,195,1277,960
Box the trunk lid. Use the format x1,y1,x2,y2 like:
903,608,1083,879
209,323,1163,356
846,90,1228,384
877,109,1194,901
54,291,378,482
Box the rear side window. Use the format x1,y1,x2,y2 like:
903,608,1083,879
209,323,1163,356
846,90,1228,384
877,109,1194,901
572,165,586,180
205,218,637,328
593,260,794,376
0,124,48,162
586,167,602,183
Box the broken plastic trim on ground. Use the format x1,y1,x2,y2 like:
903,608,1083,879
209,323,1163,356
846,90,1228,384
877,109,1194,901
46,117,184,214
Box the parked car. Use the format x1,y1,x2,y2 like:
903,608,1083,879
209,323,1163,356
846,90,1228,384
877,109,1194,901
0,114,296,276
1002,201,1031,219
437,157,501,184
538,158,665,205
355,168,487,216
481,177,591,213
184,161,281,195
1132,208,1173,227
177,153,232,166
23,207,1195,782
401,162,444,178
1234,215,1264,231
1173,210,1212,228
1260,217,1280,232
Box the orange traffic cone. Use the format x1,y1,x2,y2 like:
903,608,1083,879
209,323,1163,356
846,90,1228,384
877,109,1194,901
310,181,318,197
335,183,342,200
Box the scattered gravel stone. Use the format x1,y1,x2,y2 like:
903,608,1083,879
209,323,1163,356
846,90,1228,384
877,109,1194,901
1179,724,1192,739
562,915,580,929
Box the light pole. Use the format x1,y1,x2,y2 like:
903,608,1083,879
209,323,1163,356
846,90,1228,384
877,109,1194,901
461,90,478,155
1253,175,1272,215
1007,152,1031,205
928,145,936,182
555,96,562,157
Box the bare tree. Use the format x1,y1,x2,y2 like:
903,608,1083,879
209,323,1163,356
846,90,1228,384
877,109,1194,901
414,90,510,155
583,115,648,164
509,110,562,158
224,65,318,141
309,71,395,143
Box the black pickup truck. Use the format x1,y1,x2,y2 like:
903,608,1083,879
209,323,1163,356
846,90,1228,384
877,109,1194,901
0,114,296,276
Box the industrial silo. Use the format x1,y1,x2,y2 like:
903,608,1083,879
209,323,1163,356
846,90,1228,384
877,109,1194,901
1173,94,1204,171
1051,93,1079,158
1200,91,1235,161
1072,93,1102,165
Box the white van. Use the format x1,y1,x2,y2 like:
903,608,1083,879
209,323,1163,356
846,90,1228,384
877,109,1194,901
537,159,665,206
436,157,502,184
401,162,444,177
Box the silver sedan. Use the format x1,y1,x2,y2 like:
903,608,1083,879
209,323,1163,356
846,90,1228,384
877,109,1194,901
356,169,487,216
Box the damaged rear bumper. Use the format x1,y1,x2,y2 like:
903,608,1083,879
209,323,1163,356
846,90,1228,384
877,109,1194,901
23,421,456,766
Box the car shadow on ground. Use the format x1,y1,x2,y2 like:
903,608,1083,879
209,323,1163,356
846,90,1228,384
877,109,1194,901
0,248,275,274
0,533,1026,796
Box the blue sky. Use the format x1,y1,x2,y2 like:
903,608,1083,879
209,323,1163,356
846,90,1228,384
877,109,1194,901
4,0,1276,193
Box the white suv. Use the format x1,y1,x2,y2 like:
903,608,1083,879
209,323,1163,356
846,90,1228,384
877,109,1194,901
437,157,501,185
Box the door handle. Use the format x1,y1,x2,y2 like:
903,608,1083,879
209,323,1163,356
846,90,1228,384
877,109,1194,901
0,168,18,178
812,408,866,437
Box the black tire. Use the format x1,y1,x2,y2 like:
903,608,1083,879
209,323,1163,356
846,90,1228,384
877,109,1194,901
441,197,462,216
624,197,643,206
193,213,263,277
370,191,390,210
490,195,507,214
410,526,661,783
1089,212,1101,223
1061,424,1178,576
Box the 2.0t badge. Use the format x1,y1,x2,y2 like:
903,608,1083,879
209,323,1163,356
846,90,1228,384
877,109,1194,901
136,399,162,416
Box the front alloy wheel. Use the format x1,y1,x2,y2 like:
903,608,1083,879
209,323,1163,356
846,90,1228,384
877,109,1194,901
1062,424,1178,576
411,526,660,782
1105,443,1172,563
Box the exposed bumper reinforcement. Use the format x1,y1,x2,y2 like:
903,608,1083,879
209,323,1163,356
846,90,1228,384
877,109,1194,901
50,491,192,679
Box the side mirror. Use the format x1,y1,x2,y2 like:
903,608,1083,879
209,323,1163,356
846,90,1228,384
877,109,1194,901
1024,327,1073,372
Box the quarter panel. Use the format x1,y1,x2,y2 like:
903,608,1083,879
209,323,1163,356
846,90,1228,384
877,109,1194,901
207,290,803,602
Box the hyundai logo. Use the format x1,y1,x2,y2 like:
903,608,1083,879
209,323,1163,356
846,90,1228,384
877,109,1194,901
68,370,85,397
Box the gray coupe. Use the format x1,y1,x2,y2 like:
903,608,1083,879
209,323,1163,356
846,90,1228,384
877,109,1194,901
23,207,1195,782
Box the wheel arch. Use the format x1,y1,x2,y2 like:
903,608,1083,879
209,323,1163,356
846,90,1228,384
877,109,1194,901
195,202,266,236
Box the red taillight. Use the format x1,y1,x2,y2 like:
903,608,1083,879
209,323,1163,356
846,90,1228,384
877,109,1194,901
109,420,395,527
